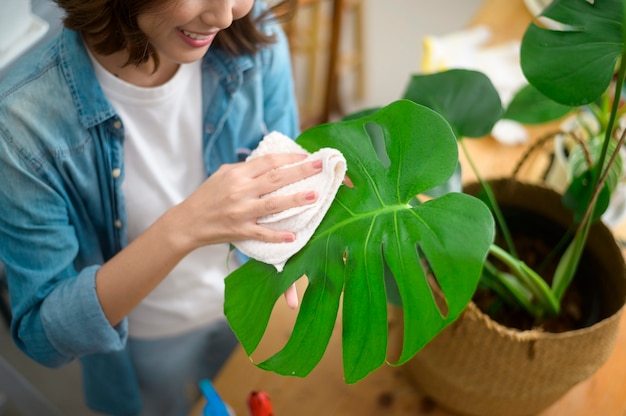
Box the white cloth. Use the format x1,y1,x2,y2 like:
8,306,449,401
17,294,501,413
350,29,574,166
234,131,347,272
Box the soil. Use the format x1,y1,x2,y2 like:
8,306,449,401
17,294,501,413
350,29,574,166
472,230,592,333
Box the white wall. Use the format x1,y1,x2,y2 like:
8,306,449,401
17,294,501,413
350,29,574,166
354,0,483,110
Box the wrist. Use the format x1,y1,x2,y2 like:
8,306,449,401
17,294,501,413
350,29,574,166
154,206,199,257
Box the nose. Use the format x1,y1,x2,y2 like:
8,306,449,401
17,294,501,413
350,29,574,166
200,1,235,30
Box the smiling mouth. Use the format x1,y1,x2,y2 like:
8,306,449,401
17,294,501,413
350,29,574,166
181,29,214,40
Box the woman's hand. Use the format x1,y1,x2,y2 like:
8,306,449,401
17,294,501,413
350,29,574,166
169,153,322,253
96,153,319,325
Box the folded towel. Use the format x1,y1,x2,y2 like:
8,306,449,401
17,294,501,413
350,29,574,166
233,131,347,272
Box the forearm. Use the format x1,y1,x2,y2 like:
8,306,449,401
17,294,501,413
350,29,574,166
96,154,322,326
95,208,193,327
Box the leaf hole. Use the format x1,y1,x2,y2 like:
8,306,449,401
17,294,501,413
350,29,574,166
364,121,391,168
418,246,449,318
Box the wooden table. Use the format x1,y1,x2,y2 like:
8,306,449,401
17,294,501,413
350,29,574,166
192,0,626,414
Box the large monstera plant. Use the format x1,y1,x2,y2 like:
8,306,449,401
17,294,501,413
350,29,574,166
224,100,495,383
224,0,626,385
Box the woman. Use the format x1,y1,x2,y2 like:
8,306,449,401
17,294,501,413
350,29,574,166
0,0,315,414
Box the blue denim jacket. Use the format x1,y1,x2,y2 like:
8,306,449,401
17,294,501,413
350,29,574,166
0,7,298,415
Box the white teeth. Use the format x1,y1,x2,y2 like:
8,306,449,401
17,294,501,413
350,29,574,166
182,30,211,40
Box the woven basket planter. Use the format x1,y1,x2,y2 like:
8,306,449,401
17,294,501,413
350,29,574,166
403,179,626,416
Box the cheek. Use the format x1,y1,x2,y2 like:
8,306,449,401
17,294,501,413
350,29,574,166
137,13,176,44
233,0,255,20
136,14,161,40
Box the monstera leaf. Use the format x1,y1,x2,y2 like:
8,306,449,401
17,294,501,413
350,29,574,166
224,100,495,383
521,0,624,106
402,69,503,139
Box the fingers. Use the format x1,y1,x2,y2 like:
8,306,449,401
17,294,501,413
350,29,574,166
259,190,318,216
283,284,299,309
246,153,308,178
250,154,323,197
181,152,324,247
243,190,318,244
343,174,354,188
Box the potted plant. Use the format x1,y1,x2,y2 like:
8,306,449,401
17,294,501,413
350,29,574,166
396,1,626,413
223,0,626,413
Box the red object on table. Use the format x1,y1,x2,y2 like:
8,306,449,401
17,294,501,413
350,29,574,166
247,391,274,416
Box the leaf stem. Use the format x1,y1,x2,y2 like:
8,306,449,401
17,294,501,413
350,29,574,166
488,244,560,318
459,138,518,258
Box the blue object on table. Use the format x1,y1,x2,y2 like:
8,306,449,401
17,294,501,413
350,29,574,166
199,379,230,416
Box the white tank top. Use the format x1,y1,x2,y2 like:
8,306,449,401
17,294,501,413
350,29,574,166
89,53,238,338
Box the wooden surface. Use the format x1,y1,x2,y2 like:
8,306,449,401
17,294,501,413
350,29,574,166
192,0,626,415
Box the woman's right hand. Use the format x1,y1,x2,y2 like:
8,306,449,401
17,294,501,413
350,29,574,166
168,153,323,252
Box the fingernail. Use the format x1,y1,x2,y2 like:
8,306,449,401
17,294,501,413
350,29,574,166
284,233,296,243
305,191,317,201
312,160,323,169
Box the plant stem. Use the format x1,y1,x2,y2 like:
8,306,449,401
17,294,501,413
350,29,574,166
459,138,518,258
488,244,560,318
482,258,542,317
583,51,626,228
551,44,626,303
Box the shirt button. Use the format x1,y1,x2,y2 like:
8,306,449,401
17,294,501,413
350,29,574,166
111,168,121,178
114,220,123,229
113,120,122,129
205,124,214,134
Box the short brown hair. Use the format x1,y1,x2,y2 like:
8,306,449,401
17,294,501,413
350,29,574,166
54,0,297,68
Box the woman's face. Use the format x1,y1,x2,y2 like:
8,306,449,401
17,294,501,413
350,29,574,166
137,0,255,65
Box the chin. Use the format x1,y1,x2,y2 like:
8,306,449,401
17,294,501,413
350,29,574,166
171,50,211,65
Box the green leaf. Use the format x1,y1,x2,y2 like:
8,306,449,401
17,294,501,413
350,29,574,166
568,136,623,194
552,216,592,302
521,0,624,106
224,100,495,383
488,244,560,317
563,168,611,224
402,69,503,139
563,136,622,222
503,84,572,124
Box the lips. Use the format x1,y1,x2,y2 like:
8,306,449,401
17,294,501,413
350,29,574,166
181,29,213,40
178,29,218,47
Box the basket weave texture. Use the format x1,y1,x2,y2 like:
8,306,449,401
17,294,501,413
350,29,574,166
403,179,626,416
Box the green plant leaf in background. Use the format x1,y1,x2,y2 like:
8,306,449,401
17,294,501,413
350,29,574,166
402,69,503,139
503,84,572,125
563,136,623,223
521,0,623,106
401,69,503,199
224,100,495,384
520,0,626,309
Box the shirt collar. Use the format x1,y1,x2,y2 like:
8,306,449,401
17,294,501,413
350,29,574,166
58,28,255,128
58,28,117,129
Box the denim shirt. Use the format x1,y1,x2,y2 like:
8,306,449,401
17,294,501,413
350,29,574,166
0,8,298,415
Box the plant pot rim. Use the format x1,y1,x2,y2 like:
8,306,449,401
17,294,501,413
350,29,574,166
464,301,626,342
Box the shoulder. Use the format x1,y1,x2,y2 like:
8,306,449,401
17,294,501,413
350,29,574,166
0,30,102,167
0,28,113,142
0,35,67,156
0,28,90,109
0,36,61,99
252,0,281,35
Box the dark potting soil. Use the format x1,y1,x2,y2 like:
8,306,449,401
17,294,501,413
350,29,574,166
473,227,596,333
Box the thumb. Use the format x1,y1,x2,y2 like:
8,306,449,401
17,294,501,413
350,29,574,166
284,284,299,309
